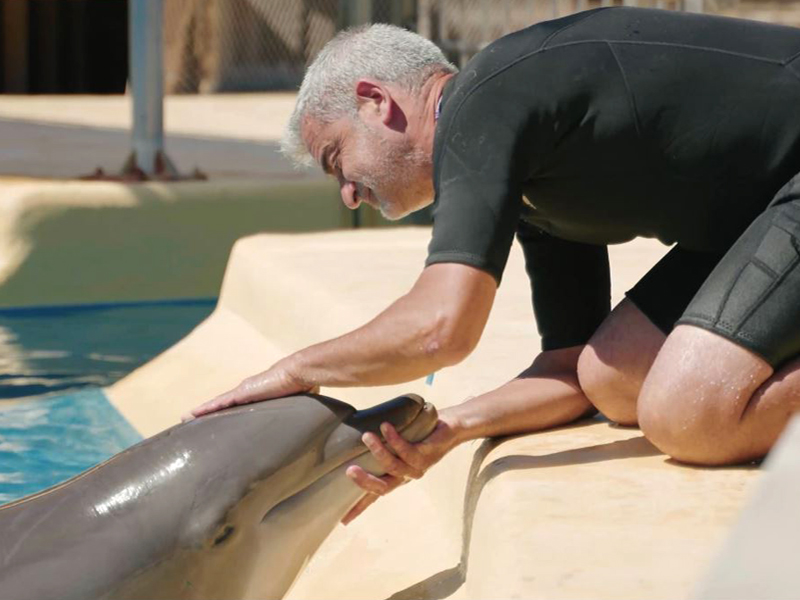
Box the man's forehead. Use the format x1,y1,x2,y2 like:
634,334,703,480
301,116,348,146
301,116,348,169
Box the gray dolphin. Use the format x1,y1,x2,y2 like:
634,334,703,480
0,393,437,600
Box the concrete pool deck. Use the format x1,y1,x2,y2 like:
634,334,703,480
105,228,764,599
0,94,301,180
0,94,394,307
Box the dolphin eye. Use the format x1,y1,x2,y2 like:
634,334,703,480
213,525,235,546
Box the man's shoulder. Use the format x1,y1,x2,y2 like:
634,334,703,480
448,9,609,100
433,9,616,174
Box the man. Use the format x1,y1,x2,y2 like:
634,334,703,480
190,7,800,523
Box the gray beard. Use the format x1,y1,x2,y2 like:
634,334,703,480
358,124,432,220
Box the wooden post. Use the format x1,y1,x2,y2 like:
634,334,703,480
2,0,29,93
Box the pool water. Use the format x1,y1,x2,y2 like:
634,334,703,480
0,388,142,504
0,299,215,505
0,299,216,398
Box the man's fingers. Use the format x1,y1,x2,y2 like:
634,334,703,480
341,465,408,525
380,422,428,471
341,493,378,525
190,394,234,418
362,433,424,479
190,380,265,418
345,465,405,495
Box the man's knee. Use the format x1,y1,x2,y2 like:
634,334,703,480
637,326,773,466
577,346,639,425
576,299,665,426
637,381,737,465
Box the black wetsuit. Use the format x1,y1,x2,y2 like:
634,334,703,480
427,7,800,366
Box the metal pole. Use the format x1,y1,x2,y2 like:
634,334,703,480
683,0,704,12
128,0,166,176
418,0,432,39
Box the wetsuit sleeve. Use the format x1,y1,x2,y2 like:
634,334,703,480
425,161,522,284
517,221,611,350
425,132,524,283
425,73,538,284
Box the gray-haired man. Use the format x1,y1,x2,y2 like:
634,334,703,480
191,8,800,523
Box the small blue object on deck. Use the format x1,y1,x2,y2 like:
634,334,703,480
0,388,142,505
426,373,436,386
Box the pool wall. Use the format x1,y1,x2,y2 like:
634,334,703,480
104,228,762,599
0,178,362,307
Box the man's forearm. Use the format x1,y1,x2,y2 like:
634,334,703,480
443,346,595,444
286,264,496,389
288,293,453,387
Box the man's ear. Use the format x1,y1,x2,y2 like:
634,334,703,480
355,79,407,132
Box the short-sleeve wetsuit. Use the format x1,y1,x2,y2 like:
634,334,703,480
426,7,800,367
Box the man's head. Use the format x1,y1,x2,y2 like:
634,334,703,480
282,24,457,220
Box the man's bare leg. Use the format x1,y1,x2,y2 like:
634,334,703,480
638,325,800,465
577,299,666,425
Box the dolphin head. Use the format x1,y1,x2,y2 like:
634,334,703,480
109,393,438,600
0,393,438,600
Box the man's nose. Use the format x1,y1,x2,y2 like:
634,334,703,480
340,180,361,210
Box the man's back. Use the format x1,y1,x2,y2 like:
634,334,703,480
432,8,800,263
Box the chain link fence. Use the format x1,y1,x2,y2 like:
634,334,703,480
163,0,800,93
163,0,414,93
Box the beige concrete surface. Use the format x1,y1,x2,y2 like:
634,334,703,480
0,94,297,141
694,413,800,600
106,228,761,599
0,94,308,179
0,178,347,307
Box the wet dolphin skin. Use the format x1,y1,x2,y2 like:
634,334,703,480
0,393,438,600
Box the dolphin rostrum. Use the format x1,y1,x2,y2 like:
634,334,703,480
0,393,438,600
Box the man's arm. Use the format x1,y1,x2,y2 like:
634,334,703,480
448,345,593,440
190,263,497,417
342,345,594,523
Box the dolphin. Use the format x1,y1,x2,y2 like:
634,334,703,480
0,393,437,600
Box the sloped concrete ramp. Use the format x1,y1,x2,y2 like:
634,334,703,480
106,228,762,599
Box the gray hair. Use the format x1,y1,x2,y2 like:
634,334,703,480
281,23,457,167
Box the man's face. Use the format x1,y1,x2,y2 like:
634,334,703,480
303,115,433,220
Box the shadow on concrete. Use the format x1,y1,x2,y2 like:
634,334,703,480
663,457,762,470
0,117,314,180
384,421,663,600
479,434,662,478
386,418,761,599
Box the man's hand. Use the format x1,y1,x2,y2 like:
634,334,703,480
184,358,317,420
341,410,462,525
184,263,495,421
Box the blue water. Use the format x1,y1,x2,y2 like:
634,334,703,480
0,388,142,504
0,299,216,398
0,299,215,505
